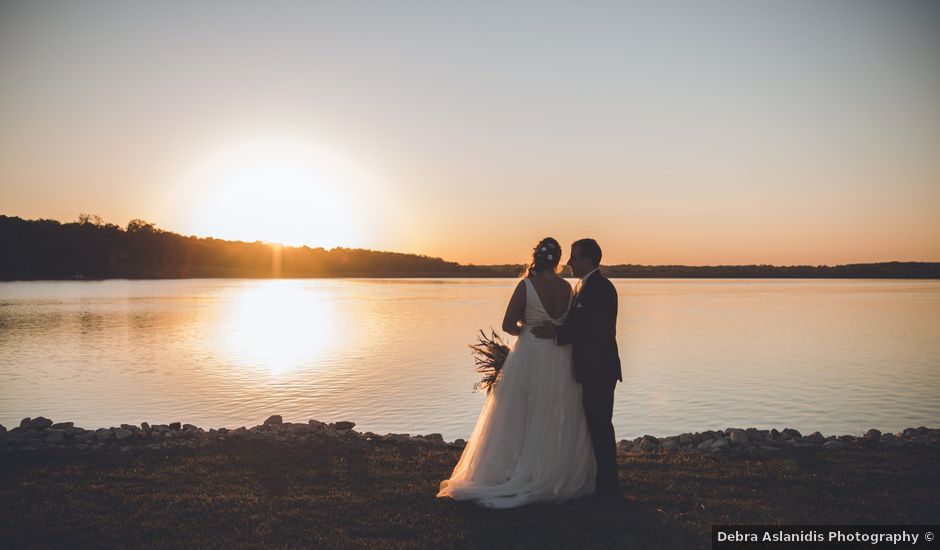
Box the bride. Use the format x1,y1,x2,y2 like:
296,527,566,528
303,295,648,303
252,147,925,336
437,237,596,508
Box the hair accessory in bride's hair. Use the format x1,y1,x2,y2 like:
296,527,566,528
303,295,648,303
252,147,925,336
524,237,561,277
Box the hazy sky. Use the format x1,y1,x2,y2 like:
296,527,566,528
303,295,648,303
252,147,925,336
1,1,938,265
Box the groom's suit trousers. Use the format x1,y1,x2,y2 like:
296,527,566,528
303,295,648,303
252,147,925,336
582,378,618,494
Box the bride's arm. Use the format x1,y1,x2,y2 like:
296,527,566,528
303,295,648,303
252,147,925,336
501,280,527,336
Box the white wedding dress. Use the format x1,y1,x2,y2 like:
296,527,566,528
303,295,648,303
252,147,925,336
437,279,596,508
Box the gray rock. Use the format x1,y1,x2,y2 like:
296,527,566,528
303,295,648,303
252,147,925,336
183,423,198,431
120,424,139,432
728,429,748,446
332,421,356,431
638,435,660,451
823,440,845,449
115,428,132,440
95,429,113,441
782,428,802,439
44,430,66,444
806,431,825,444
141,422,151,431
617,439,635,453
263,415,283,426
758,445,781,452
51,422,74,430
661,440,680,451
74,431,96,442
864,429,882,439
25,417,53,430
0,425,6,434
710,437,729,450
746,428,762,440
453,438,467,448
423,433,445,445
169,422,182,431
20,417,32,428
697,438,714,450
19,429,41,440
679,432,696,445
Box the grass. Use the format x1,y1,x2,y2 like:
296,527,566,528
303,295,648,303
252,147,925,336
1,437,938,549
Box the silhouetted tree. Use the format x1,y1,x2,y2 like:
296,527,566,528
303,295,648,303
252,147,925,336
126,219,157,233
1,214,937,280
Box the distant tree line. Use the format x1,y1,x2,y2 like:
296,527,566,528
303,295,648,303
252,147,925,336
600,263,940,279
1,214,937,279
0,214,462,279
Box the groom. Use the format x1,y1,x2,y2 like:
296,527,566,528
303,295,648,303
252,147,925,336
532,238,622,497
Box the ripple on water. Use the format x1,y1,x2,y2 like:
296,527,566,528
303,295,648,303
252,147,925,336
0,278,938,439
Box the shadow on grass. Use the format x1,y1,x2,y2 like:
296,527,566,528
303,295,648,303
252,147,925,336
443,493,703,549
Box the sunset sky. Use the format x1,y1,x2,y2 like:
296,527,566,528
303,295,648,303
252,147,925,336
1,1,938,265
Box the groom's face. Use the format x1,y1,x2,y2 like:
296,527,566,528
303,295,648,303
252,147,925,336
567,245,592,278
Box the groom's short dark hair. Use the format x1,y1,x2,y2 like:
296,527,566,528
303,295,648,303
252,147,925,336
573,238,602,267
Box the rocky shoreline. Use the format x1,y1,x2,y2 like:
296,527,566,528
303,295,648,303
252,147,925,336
3,415,938,454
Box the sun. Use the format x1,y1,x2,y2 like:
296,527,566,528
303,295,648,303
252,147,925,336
181,138,364,248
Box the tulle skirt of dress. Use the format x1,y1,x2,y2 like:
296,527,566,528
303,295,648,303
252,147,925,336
437,330,596,509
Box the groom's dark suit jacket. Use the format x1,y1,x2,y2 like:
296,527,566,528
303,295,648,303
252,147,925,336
555,270,622,385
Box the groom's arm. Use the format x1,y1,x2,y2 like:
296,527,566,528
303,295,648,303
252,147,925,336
554,314,577,345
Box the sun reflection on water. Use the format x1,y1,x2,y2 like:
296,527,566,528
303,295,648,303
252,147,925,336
217,281,338,376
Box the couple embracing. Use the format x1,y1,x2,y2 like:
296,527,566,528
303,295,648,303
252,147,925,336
438,237,622,508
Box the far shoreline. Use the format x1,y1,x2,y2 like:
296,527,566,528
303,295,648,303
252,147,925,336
5,274,940,281
4,214,939,280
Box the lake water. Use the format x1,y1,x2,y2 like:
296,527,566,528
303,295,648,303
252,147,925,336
1,278,938,441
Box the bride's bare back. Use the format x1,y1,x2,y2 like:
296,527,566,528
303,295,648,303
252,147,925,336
528,272,572,319
502,272,572,334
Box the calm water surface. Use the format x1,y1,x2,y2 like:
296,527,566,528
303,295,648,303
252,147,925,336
1,278,938,441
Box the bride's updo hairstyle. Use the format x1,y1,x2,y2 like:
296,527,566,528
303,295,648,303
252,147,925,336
522,237,562,277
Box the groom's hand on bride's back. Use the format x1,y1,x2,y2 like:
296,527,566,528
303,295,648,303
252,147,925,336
531,321,556,339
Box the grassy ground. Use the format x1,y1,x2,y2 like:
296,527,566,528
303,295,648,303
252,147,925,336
1,437,938,549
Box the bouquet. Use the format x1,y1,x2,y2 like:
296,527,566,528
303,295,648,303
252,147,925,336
470,329,511,395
